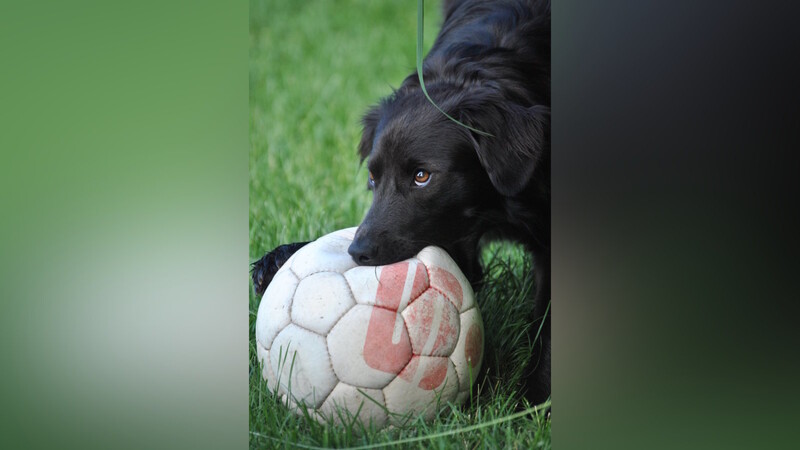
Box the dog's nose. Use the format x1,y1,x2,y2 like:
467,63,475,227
348,239,377,265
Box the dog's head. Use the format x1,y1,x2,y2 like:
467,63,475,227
349,85,549,278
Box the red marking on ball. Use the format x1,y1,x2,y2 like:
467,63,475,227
399,356,449,390
418,359,448,390
362,307,411,374
465,323,483,369
374,262,428,310
429,267,463,310
404,289,460,356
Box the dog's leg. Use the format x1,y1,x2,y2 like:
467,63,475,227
525,248,551,406
251,242,309,296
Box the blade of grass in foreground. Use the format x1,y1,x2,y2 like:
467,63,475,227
250,399,551,450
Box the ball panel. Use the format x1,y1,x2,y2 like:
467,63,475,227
451,308,484,394
328,305,412,389
402,289,460,357
291,272,354,336
318,383,388,428
416,247,475,312
270,324,338,409
343,266,381,306
383,356,458,423
255,268,298,349
290,231,359,278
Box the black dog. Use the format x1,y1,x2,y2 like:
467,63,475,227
253,0,550,404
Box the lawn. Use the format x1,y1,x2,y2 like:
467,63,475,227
249,0,550,448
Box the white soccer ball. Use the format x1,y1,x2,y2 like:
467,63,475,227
255,227,484,428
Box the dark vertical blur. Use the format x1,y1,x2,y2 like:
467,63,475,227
553,1,800,449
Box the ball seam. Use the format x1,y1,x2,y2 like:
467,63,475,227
315,381,340,414
293,268,353,279
260,273,300,351
420,263,461,312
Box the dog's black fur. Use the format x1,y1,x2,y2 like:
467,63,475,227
253,0,550,404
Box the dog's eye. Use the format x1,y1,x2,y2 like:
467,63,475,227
414,169,431,186
368,171,376,188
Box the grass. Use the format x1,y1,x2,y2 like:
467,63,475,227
250,0,550,448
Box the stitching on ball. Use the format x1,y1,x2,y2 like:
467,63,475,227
284,274,300,335
324,335,343,382
319,288,355,389
421,261,471,312
322,279,356,339
447,355,462,388
316,380,339,412
273,323,338,409
295,268,353,278
427,284,461,312
287,321,325,338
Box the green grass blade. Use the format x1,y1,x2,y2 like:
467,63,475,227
532,300,551,346
416,0,493,137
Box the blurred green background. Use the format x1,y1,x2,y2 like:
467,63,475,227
1,1,247,449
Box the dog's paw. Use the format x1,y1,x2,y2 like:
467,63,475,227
251,242,309,296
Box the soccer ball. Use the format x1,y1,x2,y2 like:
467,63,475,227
255,227,484,428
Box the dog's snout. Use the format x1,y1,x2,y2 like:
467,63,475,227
348,238,377,265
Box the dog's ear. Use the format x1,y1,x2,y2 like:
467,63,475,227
358,106,381,162
468,103,549,196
